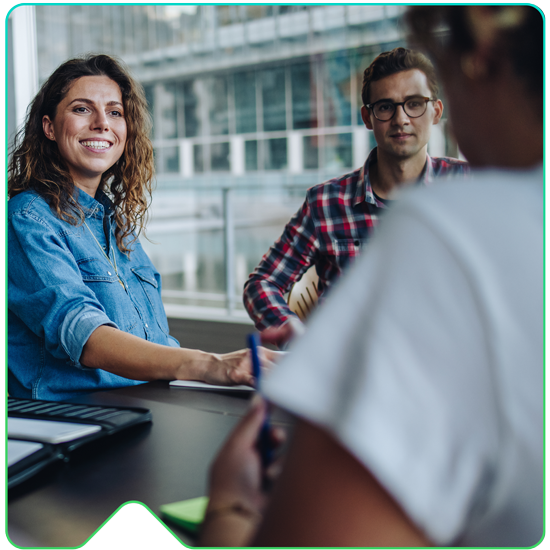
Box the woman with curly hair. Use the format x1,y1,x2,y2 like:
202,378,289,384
8,54,272,401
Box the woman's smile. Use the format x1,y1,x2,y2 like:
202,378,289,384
42,75,127,195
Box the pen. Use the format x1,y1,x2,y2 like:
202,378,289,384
247,333,273,469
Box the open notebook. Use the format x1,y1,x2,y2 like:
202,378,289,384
169,380,254,392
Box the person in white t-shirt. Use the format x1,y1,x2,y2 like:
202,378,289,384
198,6,543,547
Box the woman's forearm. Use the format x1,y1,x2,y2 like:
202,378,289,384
79,325,256,386
80,325,209,381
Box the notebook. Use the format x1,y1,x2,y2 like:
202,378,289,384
8,439,63,489
169,380,254,392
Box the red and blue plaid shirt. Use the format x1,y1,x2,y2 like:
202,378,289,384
243,148,469,330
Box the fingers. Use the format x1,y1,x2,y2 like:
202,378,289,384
230,397,268,448
261,325,294,346
261,318,305,350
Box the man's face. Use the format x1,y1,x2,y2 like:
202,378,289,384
361,69,443,161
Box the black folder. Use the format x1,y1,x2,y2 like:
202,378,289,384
7,397,152,489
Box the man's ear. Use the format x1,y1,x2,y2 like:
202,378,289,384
361,105,374,130
42,115,56,141
432,100,444,125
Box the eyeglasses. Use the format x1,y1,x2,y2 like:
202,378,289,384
366,97,436,121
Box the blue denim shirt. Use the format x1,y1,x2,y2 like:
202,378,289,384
8,188,180,401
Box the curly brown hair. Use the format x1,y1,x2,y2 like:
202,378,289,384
8,54,155,254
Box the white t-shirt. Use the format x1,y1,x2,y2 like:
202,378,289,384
263,166,543,547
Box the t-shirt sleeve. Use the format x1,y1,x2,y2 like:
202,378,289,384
263,197,500,545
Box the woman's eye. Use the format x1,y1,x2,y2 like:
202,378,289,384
110,110,124,117
74,106,89,113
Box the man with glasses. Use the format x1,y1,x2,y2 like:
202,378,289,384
244,48,468,343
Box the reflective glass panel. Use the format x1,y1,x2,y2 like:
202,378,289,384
291,62,317,129
211,142,230,171
193,144,204,173
264,138,287,170
303,136,319,170
183,80,201,137
155,146,180,174
261,68,286,132
207,76,229,136
234,71,257,134
245,140,258,171
322,55,352,127
324,133,352,171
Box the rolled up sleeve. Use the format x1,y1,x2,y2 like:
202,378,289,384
9,211,117,367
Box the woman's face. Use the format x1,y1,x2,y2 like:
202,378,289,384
42,75,127,194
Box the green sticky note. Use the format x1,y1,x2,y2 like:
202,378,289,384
160,496,209,534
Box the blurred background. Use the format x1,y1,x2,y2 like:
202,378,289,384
7,4,459,331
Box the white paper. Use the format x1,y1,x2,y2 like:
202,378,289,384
169,380,255,392
7,439,44,467
8,417,102,444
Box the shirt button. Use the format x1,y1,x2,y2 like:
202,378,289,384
108,271,112,276
145,324,149,328
354,240,360,246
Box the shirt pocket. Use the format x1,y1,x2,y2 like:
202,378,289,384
77,258,141,334
131,266,170,336
78,258,120,283
324,237,362,271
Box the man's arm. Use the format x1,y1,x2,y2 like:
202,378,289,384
199,408,432,547
243,199,319,331
253,419,432,547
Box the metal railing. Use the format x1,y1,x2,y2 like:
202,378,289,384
155,183,309,322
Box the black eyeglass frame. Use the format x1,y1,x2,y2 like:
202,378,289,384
366,96,436,121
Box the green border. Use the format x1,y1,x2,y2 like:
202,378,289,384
0,2,550,546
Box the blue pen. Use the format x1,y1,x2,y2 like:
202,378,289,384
247,333,273,469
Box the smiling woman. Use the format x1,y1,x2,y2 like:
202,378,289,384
41,76,128,196
8,54,274,401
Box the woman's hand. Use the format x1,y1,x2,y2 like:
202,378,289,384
199,398,285,547
189,347,283,387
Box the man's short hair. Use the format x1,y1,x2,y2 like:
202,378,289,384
361,47,439,106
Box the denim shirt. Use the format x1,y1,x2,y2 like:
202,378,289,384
8,188,180,401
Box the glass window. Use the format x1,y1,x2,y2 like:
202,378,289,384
324,133,353,171
142,84,155,138
211,142,230,171
155,146,180,174
234,71,257,134
193,144,205,173
207,76,229,136
158,83,178,139
303,136,319,170
261,68,286,132
264,138,287,170
322,55,352,127
245,140,258,171
291,61,317,129
183,80,201,137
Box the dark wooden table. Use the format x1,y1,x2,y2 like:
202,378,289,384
7,381,292,548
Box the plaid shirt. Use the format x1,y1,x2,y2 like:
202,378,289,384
243,148,469,330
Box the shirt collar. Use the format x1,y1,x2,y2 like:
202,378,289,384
75,187,114,219
354,148,380,207
354,147,433,207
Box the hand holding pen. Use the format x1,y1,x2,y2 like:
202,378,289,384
247,332,274,470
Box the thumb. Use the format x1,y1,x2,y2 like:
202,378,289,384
230,397,268,447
